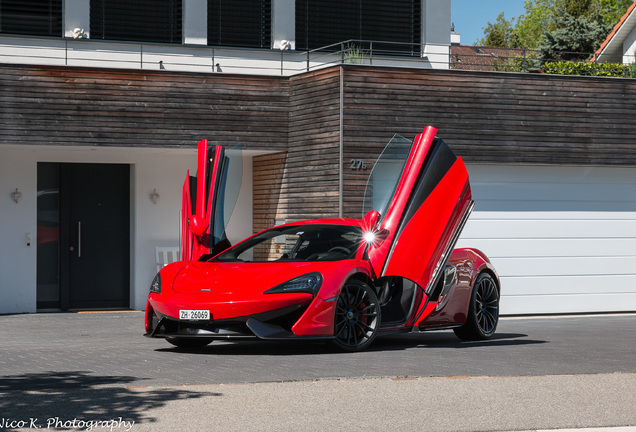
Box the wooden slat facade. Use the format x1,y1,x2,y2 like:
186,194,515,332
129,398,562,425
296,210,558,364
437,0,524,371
341,65,636,217
286,67,341,222
0,64,289,150
2,63,635,222
253,152,286,235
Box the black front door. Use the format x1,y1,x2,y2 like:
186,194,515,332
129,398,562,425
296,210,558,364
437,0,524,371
37,163,130,310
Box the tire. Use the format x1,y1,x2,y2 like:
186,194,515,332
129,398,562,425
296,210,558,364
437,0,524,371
454,272,499,341
332,279,381,352
166,338,211,349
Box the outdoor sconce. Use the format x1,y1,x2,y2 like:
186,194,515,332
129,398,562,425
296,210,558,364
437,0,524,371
150,189,160,205
10,188,22,204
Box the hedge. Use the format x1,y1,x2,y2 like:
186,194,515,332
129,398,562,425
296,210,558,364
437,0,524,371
543,61,634,78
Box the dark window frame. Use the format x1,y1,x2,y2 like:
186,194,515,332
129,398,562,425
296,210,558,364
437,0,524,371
90,0,183,44
0,0,63,37
295,0,421,54
207,0,271,49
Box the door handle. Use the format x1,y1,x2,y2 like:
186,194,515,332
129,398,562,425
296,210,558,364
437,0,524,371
78,221,82,258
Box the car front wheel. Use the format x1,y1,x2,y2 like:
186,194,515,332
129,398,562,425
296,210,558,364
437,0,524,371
454,272,499,341
332,279,381,352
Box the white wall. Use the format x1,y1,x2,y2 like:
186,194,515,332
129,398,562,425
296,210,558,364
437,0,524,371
0,145,197,314
422,0,451,47
0,36,448,76
64,0,90,39
0,144,261,313
272,0,296,50
623,25,636,64
131,150,197,310
458,164,636,315
183,0,208,45
0,148,38,313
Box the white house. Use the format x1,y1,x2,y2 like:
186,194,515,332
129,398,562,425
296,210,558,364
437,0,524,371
594,1,636,65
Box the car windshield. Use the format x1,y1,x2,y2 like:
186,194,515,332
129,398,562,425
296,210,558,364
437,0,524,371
210,224,363,263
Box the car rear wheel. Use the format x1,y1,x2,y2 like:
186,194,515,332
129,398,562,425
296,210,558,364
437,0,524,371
454,272,499,341
332,279,381,352
166,338,211,349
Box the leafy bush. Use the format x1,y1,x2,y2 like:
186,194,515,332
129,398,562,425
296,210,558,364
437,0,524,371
543,60,630,77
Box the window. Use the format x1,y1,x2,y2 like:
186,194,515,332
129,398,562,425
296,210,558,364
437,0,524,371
90,0,182,44
296,0,421,53
0,0,62,37
208,0,271,48
213,225,363,263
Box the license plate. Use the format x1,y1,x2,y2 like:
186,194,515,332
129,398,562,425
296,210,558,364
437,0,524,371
179,309,210,320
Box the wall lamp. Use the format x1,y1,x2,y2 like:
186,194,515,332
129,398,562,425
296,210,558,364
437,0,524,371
10,188,22,204
150,189,160,205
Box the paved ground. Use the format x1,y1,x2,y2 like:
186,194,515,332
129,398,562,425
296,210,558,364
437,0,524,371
1,312,635,431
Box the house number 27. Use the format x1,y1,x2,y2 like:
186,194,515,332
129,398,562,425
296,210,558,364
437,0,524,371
349,159,367,170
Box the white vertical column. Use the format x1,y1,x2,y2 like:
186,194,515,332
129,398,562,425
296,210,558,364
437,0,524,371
272,0,295,50
183,0,208,45
421,0,451,69
64,0,90,38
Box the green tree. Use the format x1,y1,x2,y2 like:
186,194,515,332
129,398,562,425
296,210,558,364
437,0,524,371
479,0,633,49
563,0,595,17
598,0,634,26
513,0,557,49
539,2,610,60
476,12,516,47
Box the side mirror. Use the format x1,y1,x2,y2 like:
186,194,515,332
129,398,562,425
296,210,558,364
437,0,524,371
361,210,380,233
362,210,383,250
189,215,209,237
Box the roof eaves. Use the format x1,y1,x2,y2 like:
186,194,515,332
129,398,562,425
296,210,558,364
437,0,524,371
594,1,636,62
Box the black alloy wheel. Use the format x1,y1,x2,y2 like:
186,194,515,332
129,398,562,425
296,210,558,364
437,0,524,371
332,279,381,352
454,272,499,341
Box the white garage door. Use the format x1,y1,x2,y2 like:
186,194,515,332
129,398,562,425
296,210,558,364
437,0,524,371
457,164,636,315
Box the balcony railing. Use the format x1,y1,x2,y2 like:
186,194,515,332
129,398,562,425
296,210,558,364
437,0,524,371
0,34,634,78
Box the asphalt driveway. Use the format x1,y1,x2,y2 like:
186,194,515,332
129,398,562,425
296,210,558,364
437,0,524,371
1,312,635,431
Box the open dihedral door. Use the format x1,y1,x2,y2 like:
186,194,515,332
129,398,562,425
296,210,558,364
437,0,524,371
364,126,474,296
181,140,242,261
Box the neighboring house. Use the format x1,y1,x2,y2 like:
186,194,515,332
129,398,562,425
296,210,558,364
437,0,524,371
594,0,636,64
450,45,530,72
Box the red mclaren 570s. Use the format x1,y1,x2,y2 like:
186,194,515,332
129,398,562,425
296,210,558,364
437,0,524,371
145,126,500,351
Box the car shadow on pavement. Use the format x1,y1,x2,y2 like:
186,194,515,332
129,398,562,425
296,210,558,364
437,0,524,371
155,331,546,356
371,332,547,351
0,371,220,428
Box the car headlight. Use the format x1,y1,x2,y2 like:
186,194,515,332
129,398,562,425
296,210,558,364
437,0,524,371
264,273,322,296
150,273,161,294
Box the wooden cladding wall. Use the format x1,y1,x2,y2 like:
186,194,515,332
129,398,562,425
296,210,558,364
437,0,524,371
253,152,286,234
252,152,287,260
0,64,288,150
341,65,636,217
285,67,342,222
2,63,636,223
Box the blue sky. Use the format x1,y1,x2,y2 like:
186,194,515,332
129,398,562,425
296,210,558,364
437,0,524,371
451,0,527,45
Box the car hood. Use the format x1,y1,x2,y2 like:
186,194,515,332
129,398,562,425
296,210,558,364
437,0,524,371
170,260,323,296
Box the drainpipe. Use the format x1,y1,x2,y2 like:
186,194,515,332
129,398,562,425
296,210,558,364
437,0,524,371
339,67,344,218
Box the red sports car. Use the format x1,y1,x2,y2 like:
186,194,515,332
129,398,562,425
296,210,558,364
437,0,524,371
145,126,500,351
